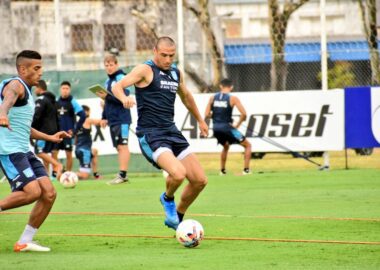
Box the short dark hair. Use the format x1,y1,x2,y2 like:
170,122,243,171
37,80,47,91
60,81,71,87
16,50,42,68
220,78,233,87
155,36,176,50
82,105,90,112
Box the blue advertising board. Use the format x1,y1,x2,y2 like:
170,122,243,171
345,86,380,148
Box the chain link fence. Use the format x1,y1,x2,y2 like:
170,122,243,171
0,0,378,170
220,0,376,92
0,0,378,95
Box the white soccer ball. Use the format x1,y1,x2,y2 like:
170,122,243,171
59,171,78,188
176,219,204,248
162,170,169,179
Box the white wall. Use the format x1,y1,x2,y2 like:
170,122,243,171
215,0,363,39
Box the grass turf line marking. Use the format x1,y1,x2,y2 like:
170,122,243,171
40,233,380,245
2,211,380,222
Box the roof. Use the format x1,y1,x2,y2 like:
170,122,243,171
224,40,371,64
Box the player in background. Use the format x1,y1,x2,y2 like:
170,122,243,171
32,79,63,179
52,81,86,173
204,78,252,175
74,105,101,180
112,36,208,230
0,50,70,252
96,53,132,185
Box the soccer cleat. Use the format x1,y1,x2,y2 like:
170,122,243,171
159,192,179,230
164,219,179,230
318,165,330,171
219,169,227,176
14,242,51,252
242,169,252,175
107,175,129,185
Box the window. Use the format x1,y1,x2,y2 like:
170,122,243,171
223,19,242,38
136,25,156,51
104,24,126,51
71,24,93,52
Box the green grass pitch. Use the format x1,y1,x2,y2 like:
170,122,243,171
0,169,379,269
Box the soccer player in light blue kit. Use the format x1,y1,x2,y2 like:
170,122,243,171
112,37,208,230
0,50,70,252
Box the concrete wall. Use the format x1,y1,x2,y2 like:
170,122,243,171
215,0,364,40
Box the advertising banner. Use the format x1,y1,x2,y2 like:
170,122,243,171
345,86,380,148
79,89,345,155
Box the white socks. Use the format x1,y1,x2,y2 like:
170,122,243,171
19,224,38,244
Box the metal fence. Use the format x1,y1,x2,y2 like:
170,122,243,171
0,0,377,96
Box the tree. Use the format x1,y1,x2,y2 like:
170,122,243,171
268,0,310,91
358,0,380,85
130,0,224,92
184,0,224,92
318,61,356,89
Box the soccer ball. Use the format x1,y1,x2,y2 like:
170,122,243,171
176,219,204,248
59,171,78,188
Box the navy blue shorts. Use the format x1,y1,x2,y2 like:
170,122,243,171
137,126,190,169
34,140,55,154
54,138,73,151
0,151,48,192
213,126,245,145
110,124,129,148
75,147,93,172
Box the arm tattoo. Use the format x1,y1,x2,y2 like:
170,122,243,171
0,81,21,114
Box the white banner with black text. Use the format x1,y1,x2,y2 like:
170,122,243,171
78,89,345,155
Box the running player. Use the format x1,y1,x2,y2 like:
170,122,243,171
0,50,70,252
204,78,252,175
112,36,208,230
52,81,86,172
32,79,63,178
96,54,132,185
74,105,101,180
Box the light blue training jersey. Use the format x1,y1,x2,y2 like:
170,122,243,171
0,77,35,155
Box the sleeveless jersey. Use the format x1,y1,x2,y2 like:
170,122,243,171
211,92,233,127
76,126,92,150
104,69,132,126
0,77,35,155
135,60,180,133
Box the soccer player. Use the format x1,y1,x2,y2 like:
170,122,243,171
0,50,70,252
52,81,86,172
96,54,132,185
32,79,63,178
74,105,101,180
204,78,252,175
112,36,208,230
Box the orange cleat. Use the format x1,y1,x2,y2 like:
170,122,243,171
14,242,51,252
